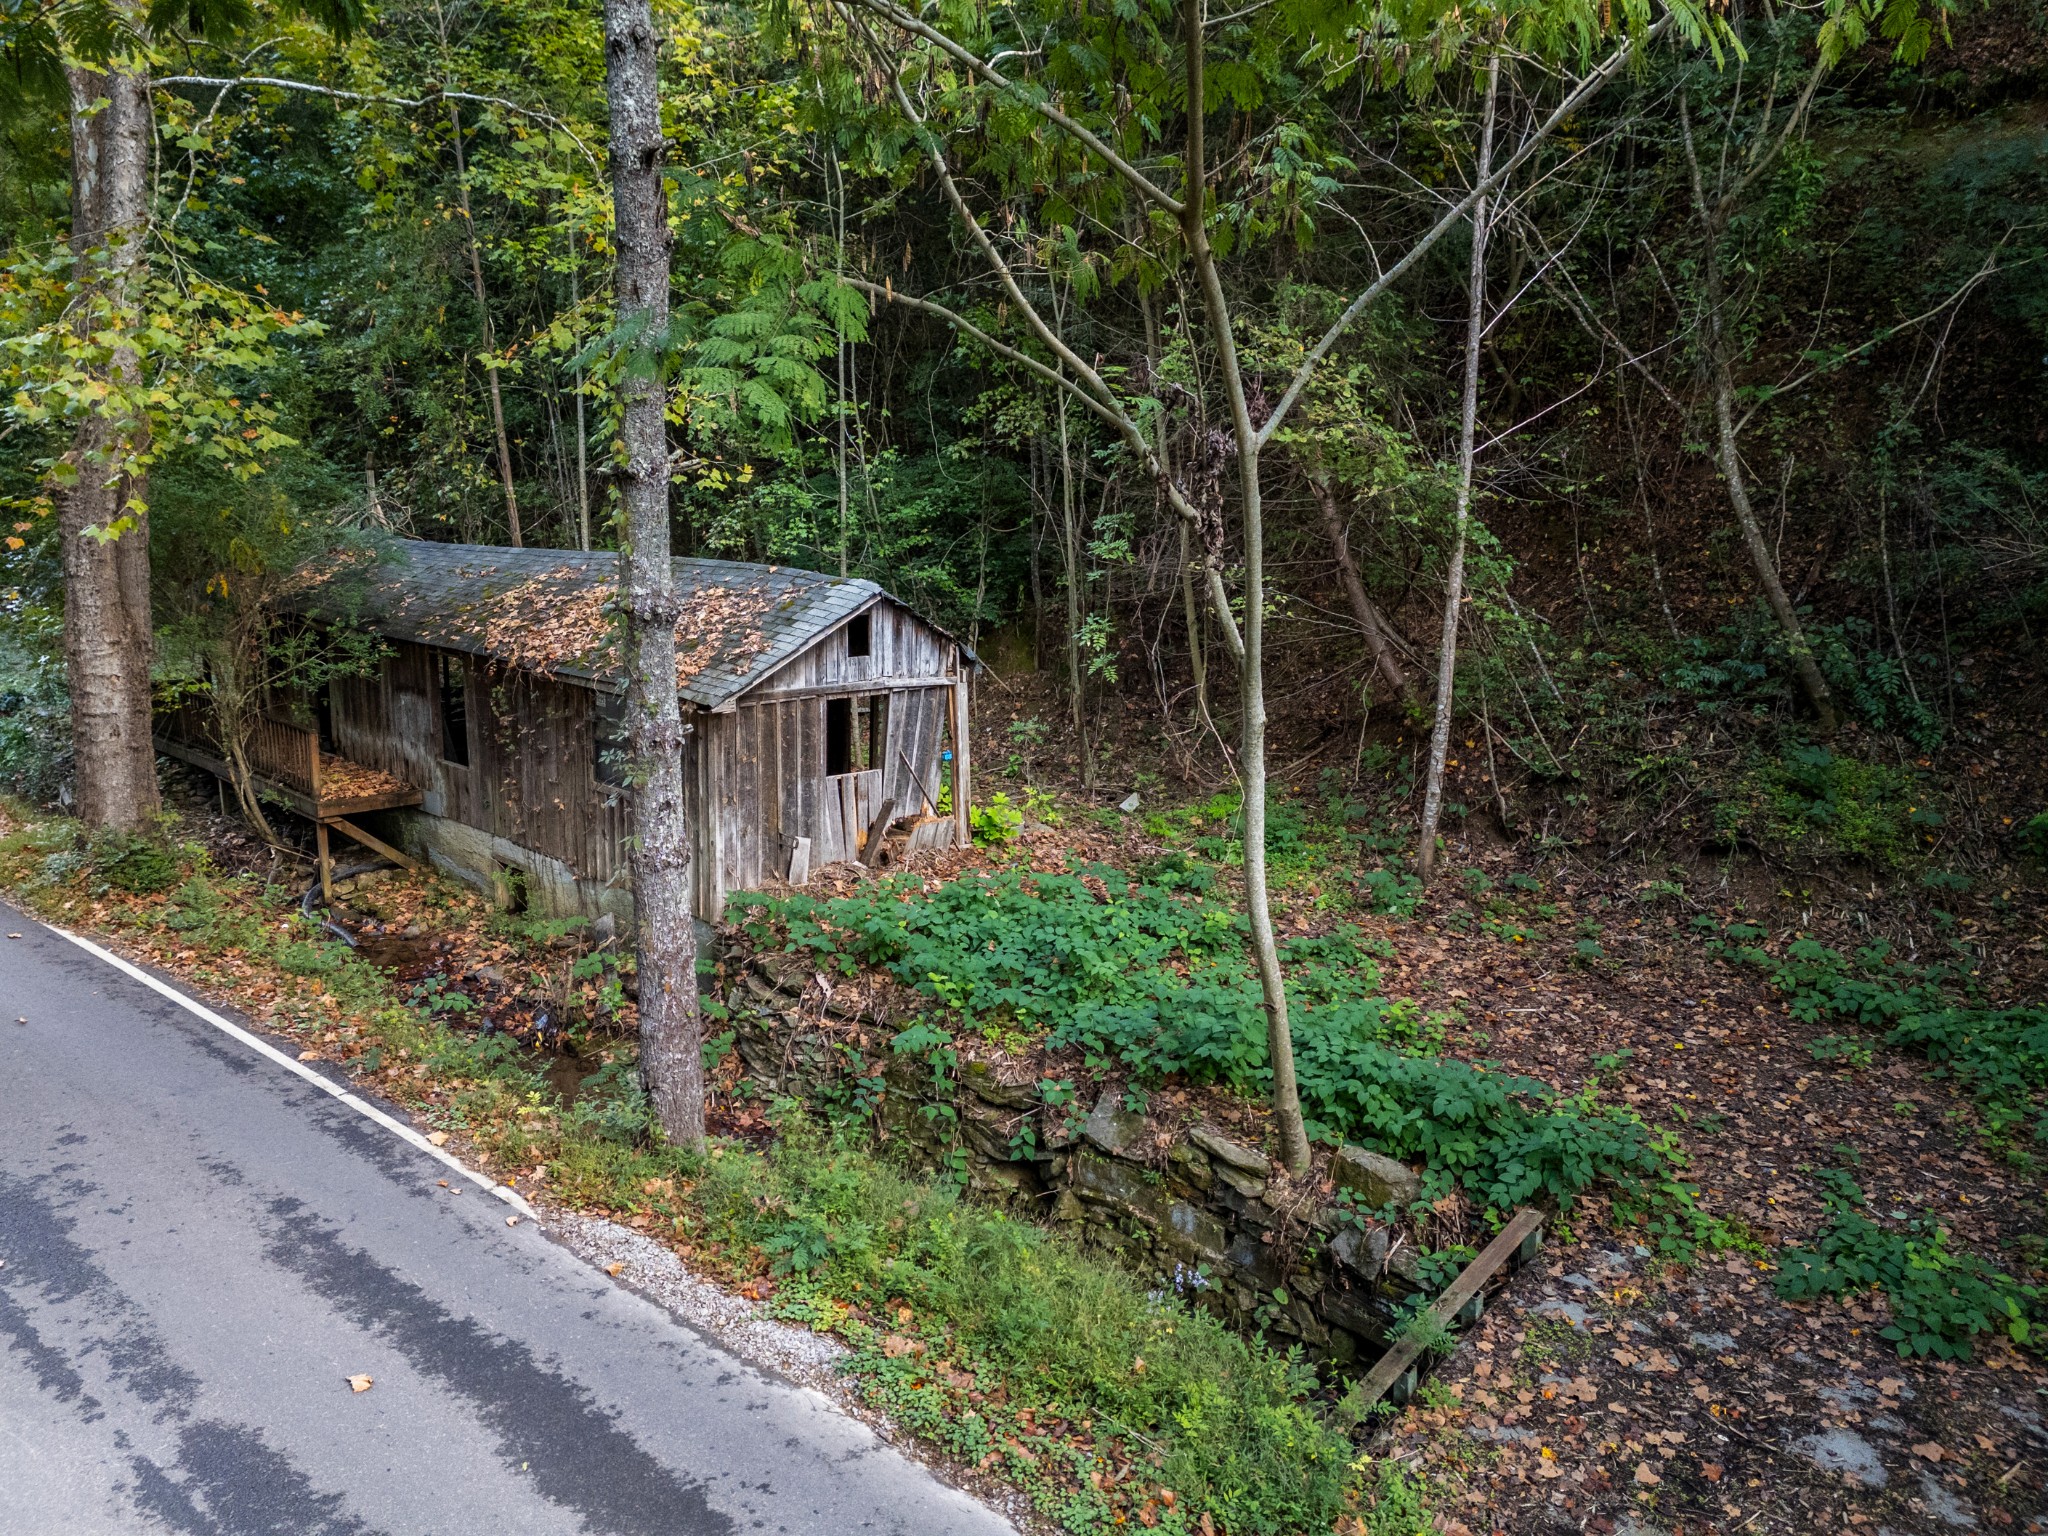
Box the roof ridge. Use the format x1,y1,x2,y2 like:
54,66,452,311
386,537,884,590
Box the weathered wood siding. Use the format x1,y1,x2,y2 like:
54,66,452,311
745,599,958,698
331,641,650,892
702,679,954,896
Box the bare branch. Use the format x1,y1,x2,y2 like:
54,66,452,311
841,277,1122,434
1737,240,2028,430
1256,14,1671,450
868,43,1128,419
846,273,1247,659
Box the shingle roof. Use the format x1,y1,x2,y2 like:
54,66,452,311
291,539,890,708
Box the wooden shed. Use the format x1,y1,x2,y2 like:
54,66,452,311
159,539,974,921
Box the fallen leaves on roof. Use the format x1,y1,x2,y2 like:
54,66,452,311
314,552,784,692
425,568,781,690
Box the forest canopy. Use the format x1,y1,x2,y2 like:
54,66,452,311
1,0,2044,923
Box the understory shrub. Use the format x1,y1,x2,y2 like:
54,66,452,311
1716,745,1929,866
1774,1170,2039,1360
0,610,68,805
1699,921,2048,1143
734,864,1659,1210
90,832,182,895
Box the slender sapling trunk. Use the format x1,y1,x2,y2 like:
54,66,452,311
1308,471,1411,701
1180,0,1308,1174
1419,51,1500,882
1677,90,1838,732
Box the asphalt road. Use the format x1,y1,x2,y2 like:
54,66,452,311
0,899,1015,1536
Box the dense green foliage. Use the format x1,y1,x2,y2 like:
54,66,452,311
735,863,1661,1211
1774,1168,2040,1360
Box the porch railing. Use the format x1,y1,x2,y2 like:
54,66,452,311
157,699,320,799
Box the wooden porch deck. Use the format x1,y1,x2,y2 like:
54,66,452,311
155,704,424,898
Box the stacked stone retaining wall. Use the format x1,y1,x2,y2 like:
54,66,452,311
724,950,1532,1376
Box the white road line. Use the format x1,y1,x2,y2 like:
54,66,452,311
46,924,537,1220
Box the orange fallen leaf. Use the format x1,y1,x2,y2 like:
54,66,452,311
427,1131,450,1147
1701,1461,1724,1482
1910,1442,1944,1462
347,1374,373,1393
1634,1462,1661,1486
605,1262,625,1277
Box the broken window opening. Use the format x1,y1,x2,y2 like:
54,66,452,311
594,691,630,788
438,653,470,766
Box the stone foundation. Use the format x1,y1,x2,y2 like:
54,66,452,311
368,808,633,926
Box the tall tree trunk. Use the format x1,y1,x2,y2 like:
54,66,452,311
1306,471,1411,701
1418,50,1499,883
831,148,852,578
1708,359,1837,731
61,56,160,832
1178,523,1210,728
447,102,522,547
604,0,704,1151
1180,0,1308,1175
1027,434,1046,669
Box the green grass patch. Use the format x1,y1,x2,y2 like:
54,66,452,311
682,1125,1363,1535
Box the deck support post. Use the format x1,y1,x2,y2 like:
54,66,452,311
315,821,333,908
951,671,971,847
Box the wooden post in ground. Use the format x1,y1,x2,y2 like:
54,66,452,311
950,670,971,847
861,798,898,866
316,821,333,908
